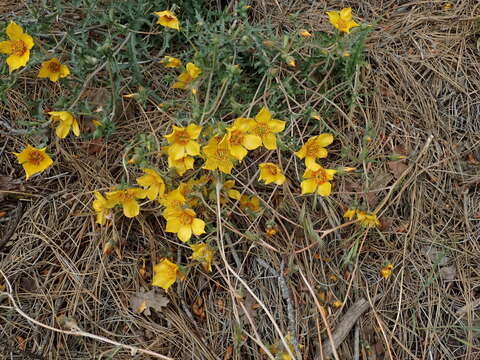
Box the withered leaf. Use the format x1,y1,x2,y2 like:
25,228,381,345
388,160,408,179
130,288,169,316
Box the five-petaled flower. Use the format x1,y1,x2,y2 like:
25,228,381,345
356,210,380,228
295,134,333,171
165,208,205,242
161,56,182,68
48,111,80,139
239,195,261,212
136,168,166,200
92,191,113,225
14,145,53,180
106,188,147,218
38,58,70,82
152,259,179,292
380,263,393,280
153,11,180,30
172,63,202,89
250,107,286,150
202,136,236,174
189,243,215,272
165,124,202,160
327,8,359,33
0,21,34,72
225,117,262,160
258,163,286,185
301,166,336,196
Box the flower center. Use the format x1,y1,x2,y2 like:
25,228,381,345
180,212,193,225
337,19,348,30
175,130,191,145
121,191,134,202
253,123,269,137
28,150,44,165
313,169,328,184
48,61,61,72
215,148,229,161
12,40,27,56
229,130,244,146
306,142,321,157
266,165,278,175
163,15,175,22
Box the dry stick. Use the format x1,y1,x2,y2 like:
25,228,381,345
214,181,297,360
256,258,301,359
298,268,340,360
0,271,173,360
318,297,376,359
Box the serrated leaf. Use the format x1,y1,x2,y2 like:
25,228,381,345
129,288,169,316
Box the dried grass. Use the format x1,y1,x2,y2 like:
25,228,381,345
1,1,480,359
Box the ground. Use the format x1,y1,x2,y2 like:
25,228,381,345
0,1,479,359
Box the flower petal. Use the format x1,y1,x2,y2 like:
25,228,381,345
316,133,334,147
185,140,200,156
340,7,352,20
268,119,286,133
0,40,13,54
317,182,332,197
229,144,248,161
262,133,277,150
55,121,71,138
177,226,192,242
6,22,24,40
123,199,140,218
301,179,317,195
191,218,205,236
166,218,182,232
242,134,262,150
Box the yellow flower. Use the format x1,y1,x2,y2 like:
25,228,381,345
300,30,312,37
92,191,114,225
381,263,393,280
225,117,262,160
343,208,357,220
13,145,53,180
356,210,380,228
266,227,278,236
48,111,80,139
167,154,195,176
153,10,180,30
223,180,241,201
165,208,205,242
326,8,359,33
0,21,34,72
164,123,202,160
202,136,235,174
250,107,286,150
172,62,202,89
300,166,336,196
189,243,215,272
295,134,333,171
160,189,186,218
258,163,286,185
136,168,166,200
161,55,182,68
240,195,261,212
37,58,70,82
105,188,147,218
152,259,179,292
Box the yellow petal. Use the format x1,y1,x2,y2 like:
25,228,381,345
268,119,286,133
317,182,332,197
152,259,178,292
227,189,241,200
229,144,248,161
186,123,202,139
301,179,317,195
55,121,71,138
305,157,321,171
218,160,233,174
0,40,13,54
123,199,140,218
255,107,271,122
242,134,262,150
6,22,24,40
177,225,192,242
71,119,80,136
191,218,205,236
6,51,30,72
340,7,352,20
327,11,340,25
185,140,200,156
294,145,307,159
166,218,182,232
262,133,277,150
316,133,334,147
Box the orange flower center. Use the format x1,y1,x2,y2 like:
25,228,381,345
306,142,321,157
253,123,269,137
120,191,134,202
179,212,193,225
174,130,191,145
48,61,61,72
312,169,328,184
337,19,348,30
27,150,44,165
214,148,229,161
163,15,175,21
266,165,278,175
12,40,27,56
229,130,244,146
